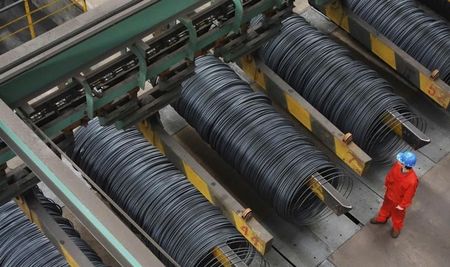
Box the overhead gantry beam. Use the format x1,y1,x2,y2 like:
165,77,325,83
0,0,205,105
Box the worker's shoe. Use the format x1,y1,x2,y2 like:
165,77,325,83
370,217,387,224
391,229,401,238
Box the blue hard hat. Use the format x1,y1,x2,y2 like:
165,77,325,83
396,151,416,167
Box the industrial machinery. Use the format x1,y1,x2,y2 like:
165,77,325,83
0,0,446,266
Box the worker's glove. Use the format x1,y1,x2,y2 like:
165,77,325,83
395,205,404,211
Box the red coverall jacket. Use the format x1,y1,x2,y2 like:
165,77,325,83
384,162,419,209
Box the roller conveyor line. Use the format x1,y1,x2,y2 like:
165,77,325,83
238,56,372,175
138,120,274,255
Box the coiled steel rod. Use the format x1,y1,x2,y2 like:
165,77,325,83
72,119,257,267
174,55,352,224
0,189,105,267
259,15,425,161
344,0,450,85
417,0,450,20
34,189,106,266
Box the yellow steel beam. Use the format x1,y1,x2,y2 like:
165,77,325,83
23,0,36,39
239,55,371,176
72,0,88,12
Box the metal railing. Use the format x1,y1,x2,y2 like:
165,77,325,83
0,0,87,43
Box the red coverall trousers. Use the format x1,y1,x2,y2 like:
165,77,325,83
375,197,406,231
374,162,418,231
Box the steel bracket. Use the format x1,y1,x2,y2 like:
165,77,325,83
309,173,352,215
130,41,150,90
75,76,96,119
180,17,198,59
232,0,244,33
384,109,431,149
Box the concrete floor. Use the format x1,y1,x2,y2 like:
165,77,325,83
330,154,450,267
285,2,450,266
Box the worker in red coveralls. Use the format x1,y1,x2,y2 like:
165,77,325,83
370,151,419,238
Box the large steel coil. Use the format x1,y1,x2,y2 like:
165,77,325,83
259,15,425,161
71,119,257,267
417,0,450,20
344,0,450,85
0,188,105,267
174,55,352,224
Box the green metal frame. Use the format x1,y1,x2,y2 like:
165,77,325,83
130,42,150,90
0,0,290,165
0,0,202,106
0,0,288,107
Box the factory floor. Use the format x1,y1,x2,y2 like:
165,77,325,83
330,154,450,267
263,2,450,266
161,3,450,266
36,1,450,266
161,74,450,267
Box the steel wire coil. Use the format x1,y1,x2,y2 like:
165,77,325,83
33,188,106,266
344,0,450,85
71,118,259,267
259,15,425,161
417,0,450,20
174,55,352,224
0,188,105,267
